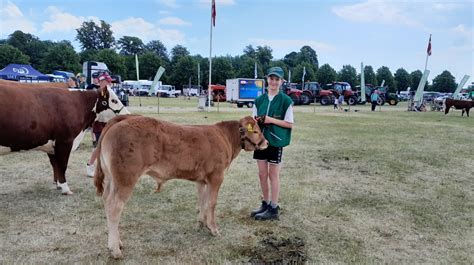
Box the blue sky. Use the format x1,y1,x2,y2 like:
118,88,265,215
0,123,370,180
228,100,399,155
1,0,473,83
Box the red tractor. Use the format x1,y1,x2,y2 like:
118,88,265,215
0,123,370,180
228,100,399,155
210,84,226,102
303,82,335,105
281,82,311,105
324,82,358,105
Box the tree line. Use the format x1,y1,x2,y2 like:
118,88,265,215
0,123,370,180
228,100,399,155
0,20,458,93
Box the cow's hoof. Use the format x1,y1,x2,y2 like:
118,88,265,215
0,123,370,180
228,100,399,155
109,248,123,259
196,221,205,230
119,240,123,250
62,190,73,195
208,227,220,236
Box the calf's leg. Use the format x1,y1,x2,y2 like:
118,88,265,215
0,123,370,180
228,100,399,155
205,174,224,236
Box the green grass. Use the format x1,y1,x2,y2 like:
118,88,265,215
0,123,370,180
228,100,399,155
0,97,473,263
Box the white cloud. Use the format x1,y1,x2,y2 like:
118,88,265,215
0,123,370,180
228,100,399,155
159,10,171,15
158,17,191,26
432,3,462,12
332,0,420,28
159,0,179,8
199,0,236,6
41,6,99,33
111,17,185,46
249,38,335,53
450,24,474,50
0,1,37,36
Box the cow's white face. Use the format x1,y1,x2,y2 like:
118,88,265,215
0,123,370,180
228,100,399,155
95,86,130,122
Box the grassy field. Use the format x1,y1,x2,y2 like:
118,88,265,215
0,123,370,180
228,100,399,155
1,96,473,263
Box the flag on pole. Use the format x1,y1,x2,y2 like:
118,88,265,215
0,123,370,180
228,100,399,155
426,34,432,56
212,0,216,27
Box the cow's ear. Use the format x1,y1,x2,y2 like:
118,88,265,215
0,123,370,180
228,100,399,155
100,86,107,97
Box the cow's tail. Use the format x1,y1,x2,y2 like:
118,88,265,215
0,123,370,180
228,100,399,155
94,114,140,196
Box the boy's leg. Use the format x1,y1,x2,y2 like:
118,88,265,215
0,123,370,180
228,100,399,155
257,160,270,201
268,163,281,204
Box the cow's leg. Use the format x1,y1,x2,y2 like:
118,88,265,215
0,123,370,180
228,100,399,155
466,108,470,117
196,182,208,229
54,142,74,195
104,174,138,259
205,174,224,236
47,154,60,189
462,109,465,116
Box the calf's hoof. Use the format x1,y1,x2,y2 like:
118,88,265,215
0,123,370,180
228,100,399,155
109,248,123,259
61,190,73,195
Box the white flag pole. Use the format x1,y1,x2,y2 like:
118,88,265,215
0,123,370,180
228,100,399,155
207,1,214,112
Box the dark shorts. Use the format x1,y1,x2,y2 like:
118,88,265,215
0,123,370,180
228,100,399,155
253,145,283,164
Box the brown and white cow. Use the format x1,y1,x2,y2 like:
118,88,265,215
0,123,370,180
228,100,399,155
94,115,268,259
0,82,129,194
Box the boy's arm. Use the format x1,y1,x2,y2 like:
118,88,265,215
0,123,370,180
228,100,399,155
264,105,294,129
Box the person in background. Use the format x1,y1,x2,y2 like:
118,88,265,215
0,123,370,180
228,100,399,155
334,97,339,110
86,77,100,90
371,90,380,111
86,72,113,177
338,94,344,111
250,66,294,221
77,74,86,89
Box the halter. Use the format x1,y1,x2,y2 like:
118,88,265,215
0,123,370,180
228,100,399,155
239,127,266,149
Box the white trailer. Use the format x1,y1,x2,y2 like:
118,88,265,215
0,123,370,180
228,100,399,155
226,78,265,108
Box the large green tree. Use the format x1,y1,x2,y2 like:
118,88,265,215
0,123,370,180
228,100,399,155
297,45,319,70
255,45,273,69
431,70,457,93
293,62,315,83
7,31,53,71
76,20,115,50
117,36,145,55
362,65,376,85
170,45,190,64
376,66,396,92
316,64,337,85
146,40,169,62
0,44,30,68
410,70,425,91
394,68,411,92
41,42,80,73
338,65,357,88
96,49,126,77
170,56,196,87
283,51,298,68
211,56,234,85
138,52,165,80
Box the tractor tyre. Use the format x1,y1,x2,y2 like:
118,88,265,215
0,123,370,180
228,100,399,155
290,93,301,105
388,99,398,105
320,96,330,105
300,93,311,105
348,96,358,105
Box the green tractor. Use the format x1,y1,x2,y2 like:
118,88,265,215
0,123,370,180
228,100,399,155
356,84,399,105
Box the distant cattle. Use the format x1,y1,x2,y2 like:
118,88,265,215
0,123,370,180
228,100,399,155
445,98,473,117
94,115,268,259
0,83,129,194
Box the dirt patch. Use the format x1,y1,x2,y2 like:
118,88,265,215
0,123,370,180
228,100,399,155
245,233,307,264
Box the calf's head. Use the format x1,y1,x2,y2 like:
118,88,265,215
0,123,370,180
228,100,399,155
239,116,268,151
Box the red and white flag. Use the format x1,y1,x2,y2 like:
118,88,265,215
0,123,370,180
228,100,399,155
426,34,432,56
211,0,216,27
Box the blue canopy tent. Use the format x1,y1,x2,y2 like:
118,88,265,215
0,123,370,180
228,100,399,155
0,64,52,82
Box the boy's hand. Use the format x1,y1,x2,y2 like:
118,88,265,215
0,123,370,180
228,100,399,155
254,115,267,127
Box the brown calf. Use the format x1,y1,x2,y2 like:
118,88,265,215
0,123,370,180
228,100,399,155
94,115,268,259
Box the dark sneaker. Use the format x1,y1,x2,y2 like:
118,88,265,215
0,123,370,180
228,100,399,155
254,205,279,220
250,201,269,217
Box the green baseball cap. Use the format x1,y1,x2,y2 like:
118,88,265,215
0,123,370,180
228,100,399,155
266,67,284,79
